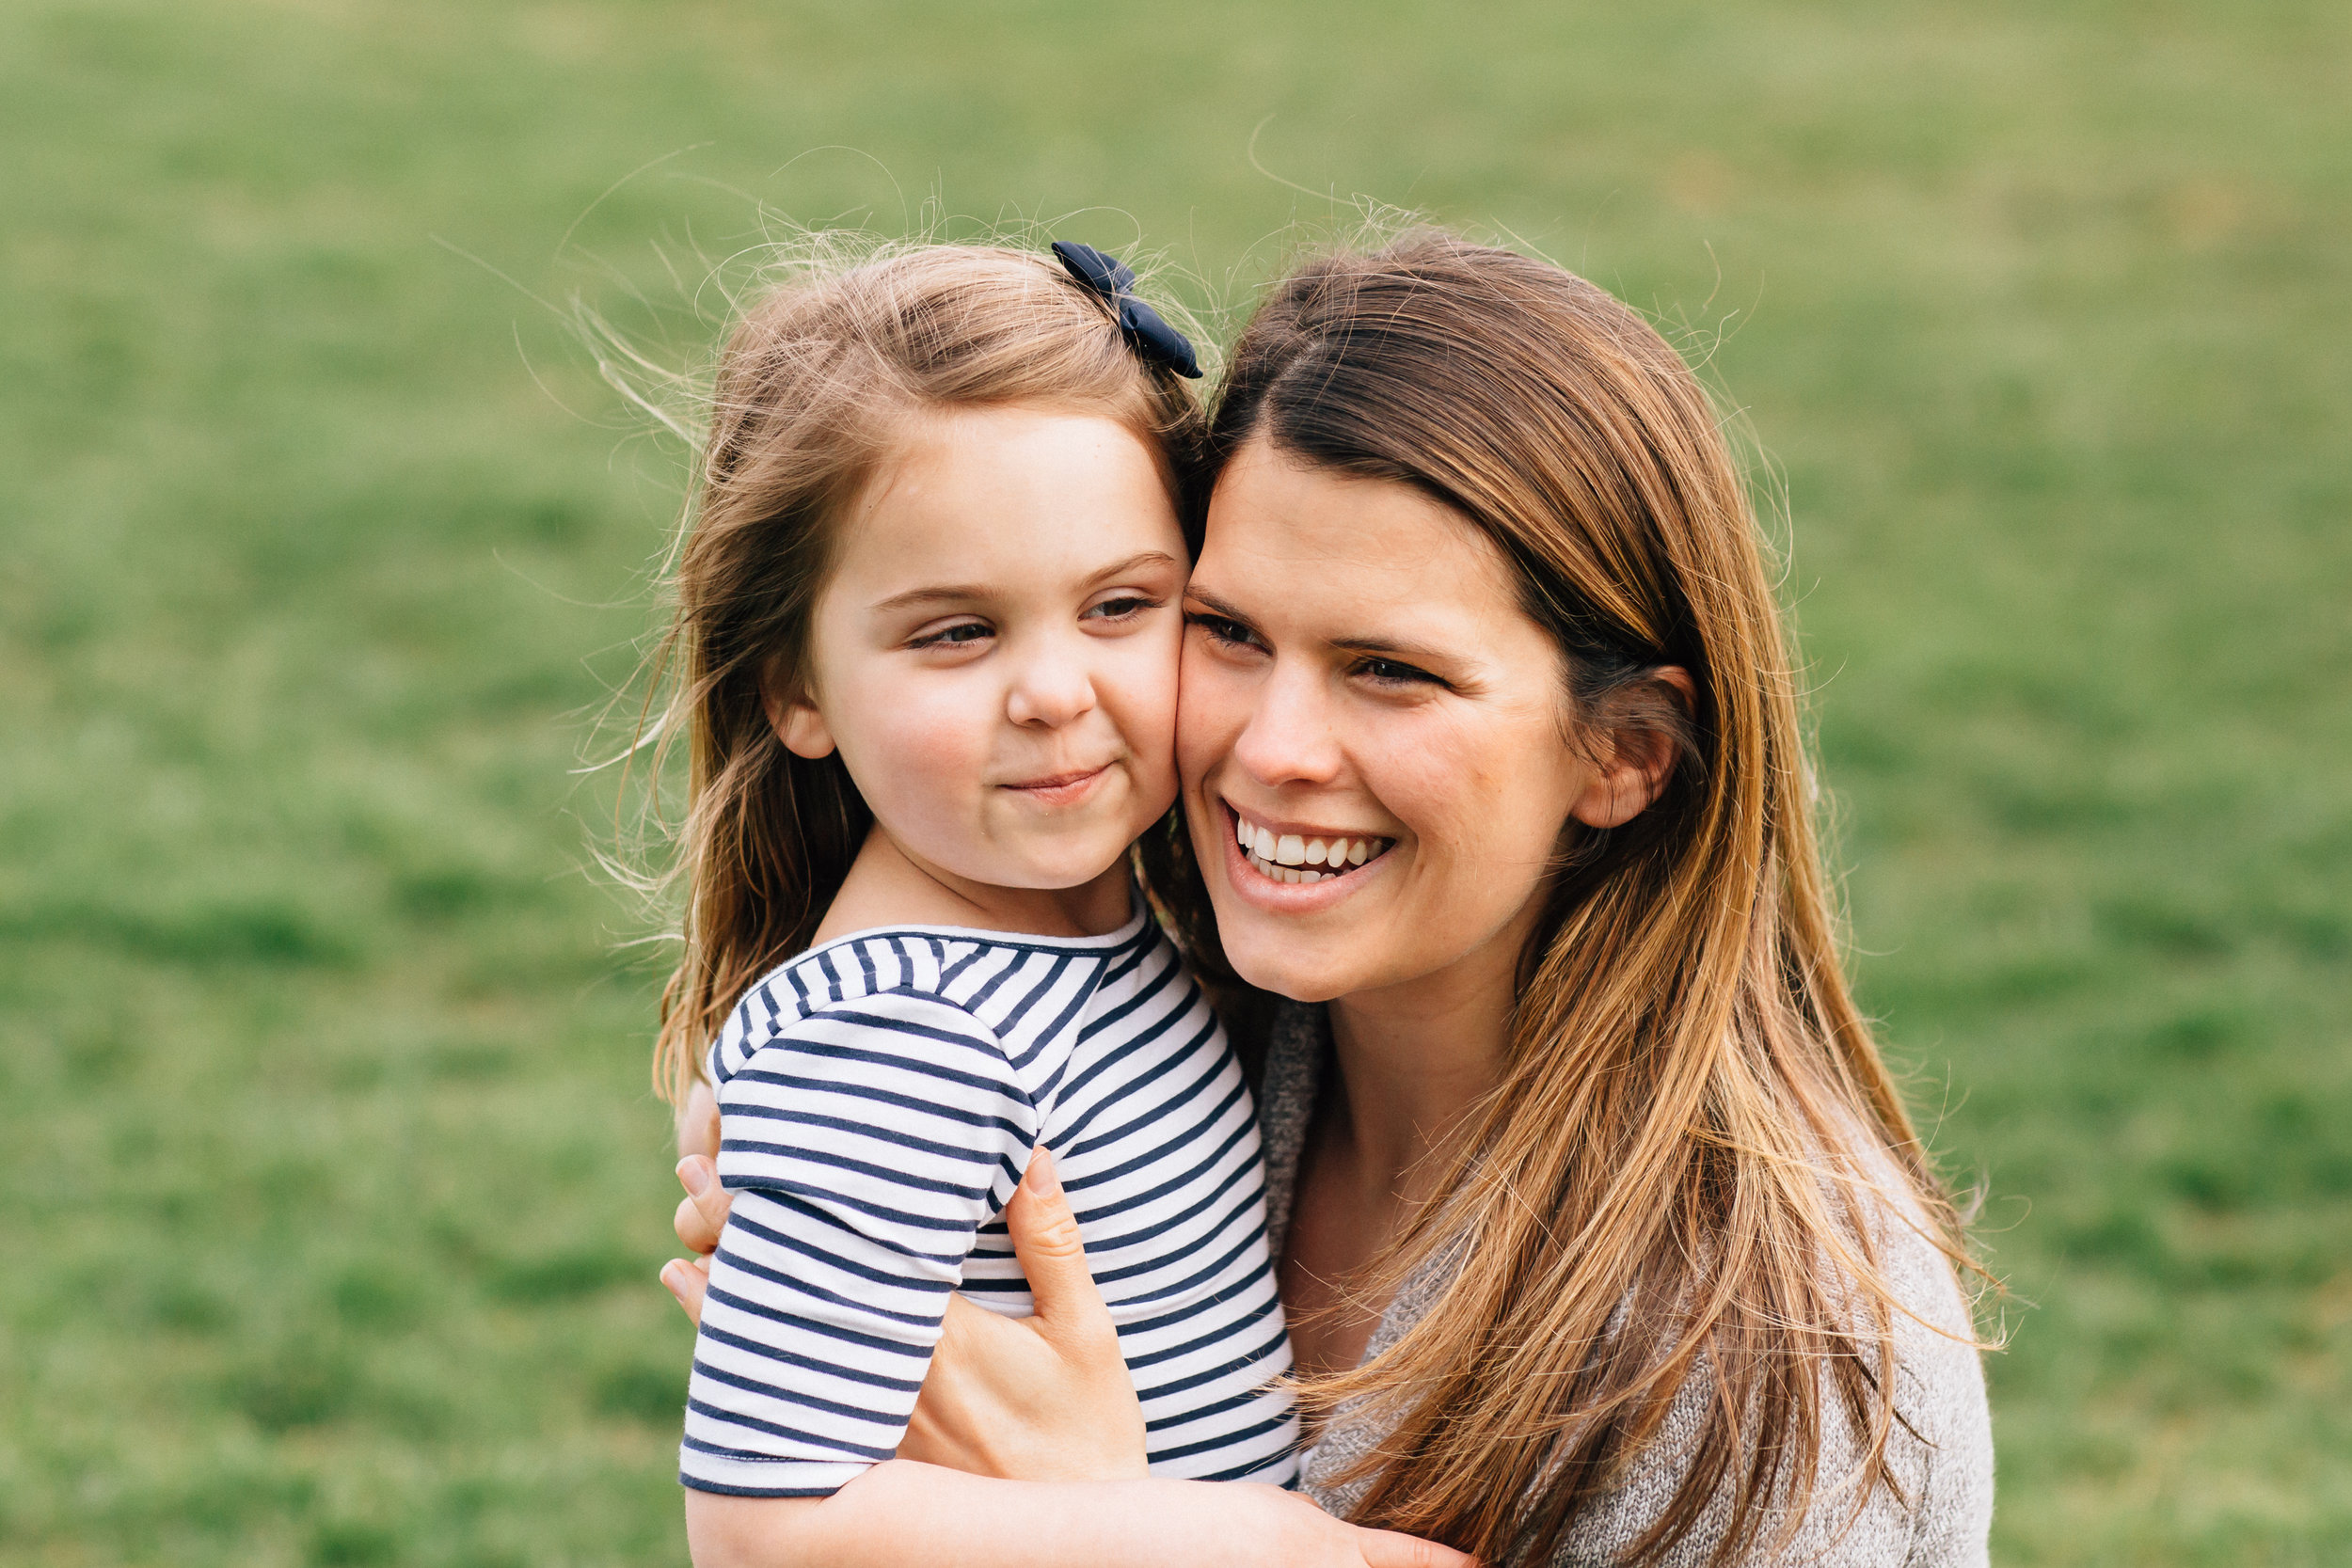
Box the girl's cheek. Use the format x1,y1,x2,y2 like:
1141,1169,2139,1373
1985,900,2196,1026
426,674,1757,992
1103,638,1184,755
862,684,990,792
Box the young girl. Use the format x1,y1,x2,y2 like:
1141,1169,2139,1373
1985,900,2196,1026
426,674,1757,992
645,245,1300,1542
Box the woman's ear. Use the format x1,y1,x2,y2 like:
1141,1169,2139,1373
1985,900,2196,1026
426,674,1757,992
1567,666,1695,831
762,678,837,760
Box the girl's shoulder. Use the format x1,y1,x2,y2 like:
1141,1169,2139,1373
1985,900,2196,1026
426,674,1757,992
709,905,1169,1085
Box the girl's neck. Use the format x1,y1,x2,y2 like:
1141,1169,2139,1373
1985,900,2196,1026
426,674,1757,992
810,825,1133,947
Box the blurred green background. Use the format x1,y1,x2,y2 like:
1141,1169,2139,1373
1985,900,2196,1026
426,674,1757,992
3,1,2345,1563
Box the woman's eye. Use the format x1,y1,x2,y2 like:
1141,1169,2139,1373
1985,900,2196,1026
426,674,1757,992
1184,611,1260,650
1358,657,1444,688
911,621,992,649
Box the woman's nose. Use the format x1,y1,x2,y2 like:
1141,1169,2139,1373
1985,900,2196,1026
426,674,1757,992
1004,647,1098,729
1229,664,1341,786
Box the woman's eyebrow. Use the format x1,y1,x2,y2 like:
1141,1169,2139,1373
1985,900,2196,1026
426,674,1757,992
1329,634,1454,665
1182,585,1256,626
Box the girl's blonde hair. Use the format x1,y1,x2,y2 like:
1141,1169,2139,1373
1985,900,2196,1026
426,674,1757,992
644,244,1205,1103
1184,233,1984,1565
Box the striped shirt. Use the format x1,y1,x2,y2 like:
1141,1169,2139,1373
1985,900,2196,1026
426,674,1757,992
678,896,1299,1497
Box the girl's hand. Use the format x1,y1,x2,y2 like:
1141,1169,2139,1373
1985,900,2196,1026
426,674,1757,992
660,1146,1151,1483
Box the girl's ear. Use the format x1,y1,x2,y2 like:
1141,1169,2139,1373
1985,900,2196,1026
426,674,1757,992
762,679,837,760
1567,666,1695,831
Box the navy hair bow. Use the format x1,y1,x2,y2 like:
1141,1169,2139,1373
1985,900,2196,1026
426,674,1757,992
1051,241,1201,379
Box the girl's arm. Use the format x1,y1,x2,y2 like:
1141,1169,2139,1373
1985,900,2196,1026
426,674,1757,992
687,1466,1466,1568
663,1141,1470,1568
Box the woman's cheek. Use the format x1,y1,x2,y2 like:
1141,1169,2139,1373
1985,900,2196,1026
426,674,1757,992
1372,706,1552,900
1175,642,1249,784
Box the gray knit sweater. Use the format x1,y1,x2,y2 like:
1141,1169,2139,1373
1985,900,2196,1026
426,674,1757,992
1252,1002,1994,1566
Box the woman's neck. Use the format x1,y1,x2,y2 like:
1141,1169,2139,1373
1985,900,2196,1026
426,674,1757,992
1277,929,1525,1381
1321,932,1519,1203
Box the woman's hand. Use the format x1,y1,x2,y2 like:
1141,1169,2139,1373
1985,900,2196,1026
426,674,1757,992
658,1075,725,1315
898,1149,1147,1481
660,1138,1151,1483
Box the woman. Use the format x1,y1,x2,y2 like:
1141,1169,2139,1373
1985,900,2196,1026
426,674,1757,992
667,232,1993,1565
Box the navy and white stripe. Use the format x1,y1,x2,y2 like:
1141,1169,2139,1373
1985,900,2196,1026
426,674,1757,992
679,896,1298,1497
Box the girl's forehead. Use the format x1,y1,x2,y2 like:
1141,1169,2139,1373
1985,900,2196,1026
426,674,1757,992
829,405,1186,603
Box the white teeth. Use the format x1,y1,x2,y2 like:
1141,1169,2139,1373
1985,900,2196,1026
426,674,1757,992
1234,812,1391,885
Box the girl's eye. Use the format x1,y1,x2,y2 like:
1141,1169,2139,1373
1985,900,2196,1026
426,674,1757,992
910,620,992,649
1184,611,1261,651
1084,594,1159,622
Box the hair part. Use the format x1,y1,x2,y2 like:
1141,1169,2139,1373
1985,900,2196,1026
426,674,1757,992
643,242,1206,1103
1196,233,1985,1565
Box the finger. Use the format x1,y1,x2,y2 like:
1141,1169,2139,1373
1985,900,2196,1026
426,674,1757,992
1355,1526,1477,1568
1002,1148,1108,1338
660,1255,710,1324
674,1156,732,1255
936,1291,996,1344
1354,1527,1478,1568
675,1077,720,1160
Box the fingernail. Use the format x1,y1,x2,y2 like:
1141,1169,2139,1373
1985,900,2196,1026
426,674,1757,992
677,1158,710,1196
1025,1148,1061,1198
660,1261,683,1296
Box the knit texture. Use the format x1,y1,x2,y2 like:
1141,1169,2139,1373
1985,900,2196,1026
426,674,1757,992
1255,1001,1994,1566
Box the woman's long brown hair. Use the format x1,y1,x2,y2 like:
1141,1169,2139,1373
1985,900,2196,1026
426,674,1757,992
1193,234,1981,1565
642,244,1203,1104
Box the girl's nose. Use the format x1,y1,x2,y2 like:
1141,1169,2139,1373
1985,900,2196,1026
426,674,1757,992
1004,649,1098,729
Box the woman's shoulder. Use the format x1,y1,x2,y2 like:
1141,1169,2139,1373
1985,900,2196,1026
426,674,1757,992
1560,1179,1994,1567
1302,1166,1994,1567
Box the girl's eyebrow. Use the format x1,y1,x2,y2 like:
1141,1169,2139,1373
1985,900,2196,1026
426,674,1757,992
1085,549,1182,587
869,582,990,614
872,551,1181,615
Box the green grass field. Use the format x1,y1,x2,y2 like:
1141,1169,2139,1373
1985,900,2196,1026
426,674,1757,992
3,1,2346,1562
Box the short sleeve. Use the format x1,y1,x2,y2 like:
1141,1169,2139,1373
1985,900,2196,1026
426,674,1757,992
678,988,1039,1497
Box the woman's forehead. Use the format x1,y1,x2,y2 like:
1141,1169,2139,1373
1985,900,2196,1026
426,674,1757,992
1196,441,1521,628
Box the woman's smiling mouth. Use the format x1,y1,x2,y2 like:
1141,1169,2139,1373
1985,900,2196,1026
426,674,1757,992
1228,805,1394,885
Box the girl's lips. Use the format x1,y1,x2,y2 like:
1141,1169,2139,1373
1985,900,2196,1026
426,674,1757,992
1217,801,1393,911
1002,764,1111,808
